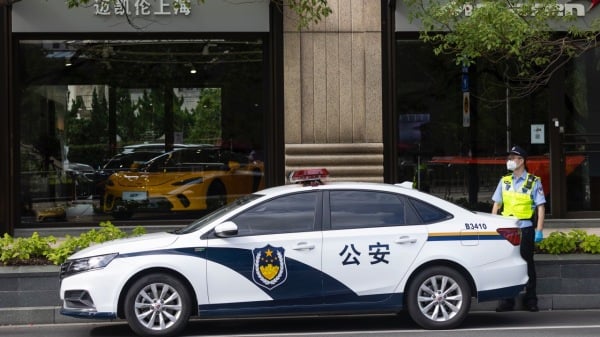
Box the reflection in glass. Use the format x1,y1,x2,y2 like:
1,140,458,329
18,38,265,226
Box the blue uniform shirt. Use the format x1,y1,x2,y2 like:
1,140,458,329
492,170,546,228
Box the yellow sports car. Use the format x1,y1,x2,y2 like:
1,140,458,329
102,147,264,219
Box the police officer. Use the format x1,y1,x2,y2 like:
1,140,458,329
491,145,545,312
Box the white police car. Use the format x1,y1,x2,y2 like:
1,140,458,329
60,169,527,337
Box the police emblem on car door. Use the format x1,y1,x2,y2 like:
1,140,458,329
252,245,287,290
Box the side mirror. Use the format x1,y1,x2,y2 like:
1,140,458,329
214,221,238,237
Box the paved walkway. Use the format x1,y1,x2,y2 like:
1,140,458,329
544,218,600,235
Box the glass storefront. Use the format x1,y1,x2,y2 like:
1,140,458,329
395,39,595,213
563,48,600,212
18,38,266,226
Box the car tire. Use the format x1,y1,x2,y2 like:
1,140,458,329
405,266,471,330
206,181,226,210
124,273,192,337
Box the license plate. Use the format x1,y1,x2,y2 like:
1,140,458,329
122,191,148,201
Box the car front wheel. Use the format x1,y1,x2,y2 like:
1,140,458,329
124,273,192,337
405,266,471,330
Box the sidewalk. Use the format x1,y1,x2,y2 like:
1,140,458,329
544,218,600,235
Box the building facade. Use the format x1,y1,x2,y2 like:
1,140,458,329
1,0,599,235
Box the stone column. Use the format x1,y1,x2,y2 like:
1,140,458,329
283,0,383,182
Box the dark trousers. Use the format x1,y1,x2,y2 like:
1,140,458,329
500,226,537,307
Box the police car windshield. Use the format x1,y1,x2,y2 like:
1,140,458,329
173,194,262,234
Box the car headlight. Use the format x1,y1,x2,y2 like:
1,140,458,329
60,253,118,278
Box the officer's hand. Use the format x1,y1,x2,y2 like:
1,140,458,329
534,230,544,243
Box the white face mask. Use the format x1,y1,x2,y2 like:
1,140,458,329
506,160,517,171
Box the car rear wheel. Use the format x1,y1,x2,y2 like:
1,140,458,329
124,273,191,337
405,266,471,330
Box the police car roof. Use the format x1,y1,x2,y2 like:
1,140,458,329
257,180,415,196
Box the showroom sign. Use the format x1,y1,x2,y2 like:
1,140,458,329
396,1,600,32
93,0,191,17
460,2,586,17
12,0,269,33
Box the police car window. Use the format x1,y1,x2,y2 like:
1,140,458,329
329,190,406,229
408,197,453,223
177,194,262,235
231,192,318,236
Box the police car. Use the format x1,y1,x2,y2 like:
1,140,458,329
59,169,527,337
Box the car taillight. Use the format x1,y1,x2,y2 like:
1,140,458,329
497,228,521,246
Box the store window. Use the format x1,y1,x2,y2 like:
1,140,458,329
563,48,600,211
18,38,266,226
395,39,594,212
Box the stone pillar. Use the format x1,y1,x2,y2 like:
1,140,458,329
283,0,383,181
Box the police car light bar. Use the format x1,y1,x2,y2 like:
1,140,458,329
288,168,329,185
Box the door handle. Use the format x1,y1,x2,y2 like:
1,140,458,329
395,236,417,244
292,242,315,250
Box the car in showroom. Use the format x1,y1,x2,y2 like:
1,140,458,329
60,169,527,337
91,151,164,198
102,147,264,218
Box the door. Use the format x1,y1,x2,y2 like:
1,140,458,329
321,190,428,304
204,191,323,312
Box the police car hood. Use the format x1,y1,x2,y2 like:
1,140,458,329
68,232,179,259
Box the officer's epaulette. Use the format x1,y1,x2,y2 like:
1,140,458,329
524,173,539,190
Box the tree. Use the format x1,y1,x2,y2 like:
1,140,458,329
403,0,600,100
90,87,109,143
187,88,222,143
64,0,332,30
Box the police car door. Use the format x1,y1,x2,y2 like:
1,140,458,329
204,191,323,313
321,190,428,305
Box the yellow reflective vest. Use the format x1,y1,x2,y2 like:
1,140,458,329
501,173,539,220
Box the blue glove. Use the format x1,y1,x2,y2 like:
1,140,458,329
534,230,543,243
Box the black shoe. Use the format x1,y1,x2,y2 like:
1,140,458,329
526,304,539,312
495,304,514,312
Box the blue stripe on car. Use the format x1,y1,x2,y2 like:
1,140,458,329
120,247,370,303
198,293,405,317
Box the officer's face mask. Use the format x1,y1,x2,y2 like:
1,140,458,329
506,159,517,171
